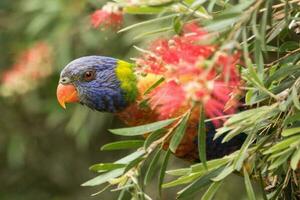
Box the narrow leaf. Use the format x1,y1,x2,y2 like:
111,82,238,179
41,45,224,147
82,168,125,186
191,157,231,173
162,172,204,188
123,6,165,14
144,129,165,149
177,167,224,199
169,112,190,153
143,77,165,95
101,140,144,151
166,168,191,176
144,148,162,185
109,118,176,136
263,135,300,154
119,14,176,33
267,20,285,43
265,65,300,87
124,156,145,173
116,150,146,164
211,165,234,182
292,85,300,110
291,148,300,170
158,149,171,196
234,132,255,171
133,27,172,40
281,127,300,137
268,151,292,170
198,105,207,169
243,167,256,200
201,181,223,200
89,163,126,172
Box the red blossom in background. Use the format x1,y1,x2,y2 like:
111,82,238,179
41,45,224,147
1,42,52,96
90,3,123,30
137,23,242,127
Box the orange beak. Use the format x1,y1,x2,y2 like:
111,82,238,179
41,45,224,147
56,83,79,109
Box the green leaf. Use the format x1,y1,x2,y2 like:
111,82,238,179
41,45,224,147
144,148,162,185
243,167,256,200
201,181,223,200
158,149,171,196
281,127,300,137
81,168,125,186
284,111,300,125
218,0,254,15
144,129,165,149
116,150,146,164
91,184,111,196
268,150,293,170
191,0,207,8
234,132,255,171
245,89,254,105
221,125,248,143
265,65,300,87
143,77,165,95
119,14,176,33
251,9,261,40
123,6,166,14
162,172,204,188
204,14,240,32
254,39,264,81
242,27,263,86
211,164,234,181
133,27,173,40
191,157,231,173
267,20,286,43
279,41,299,52
177,167,224,199
292,85,300,110
82,151,145,186
117,189,126,200
198,105,207,169
124,156,145,173
260,1,271,50
89,163,126,172
172,16,183,34
290,148,300,170
166,168,191,176
169,112,190,153
101,140,144,151
263,135,300,154
109,118,176,136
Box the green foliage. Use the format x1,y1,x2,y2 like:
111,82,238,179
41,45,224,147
81,0,300,199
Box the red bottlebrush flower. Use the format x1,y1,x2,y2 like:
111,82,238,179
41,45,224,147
136,24,215,74
90,3,123,30
149,81,186,119
1,42,52,96
137,23,242,127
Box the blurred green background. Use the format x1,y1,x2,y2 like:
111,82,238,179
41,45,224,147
0,0,261,199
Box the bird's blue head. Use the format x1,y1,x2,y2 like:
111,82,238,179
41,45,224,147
56,56,137,112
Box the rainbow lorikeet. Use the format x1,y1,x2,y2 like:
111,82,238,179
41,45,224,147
56,55,245,161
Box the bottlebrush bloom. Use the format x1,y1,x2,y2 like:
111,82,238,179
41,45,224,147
149,80,187,119
1,42,52,96
90,3,123,30
136,23,242,127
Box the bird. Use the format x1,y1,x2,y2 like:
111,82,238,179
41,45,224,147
56,23,246,162
56,55,245,162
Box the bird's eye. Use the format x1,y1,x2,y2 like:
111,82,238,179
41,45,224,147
83,70,95,81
